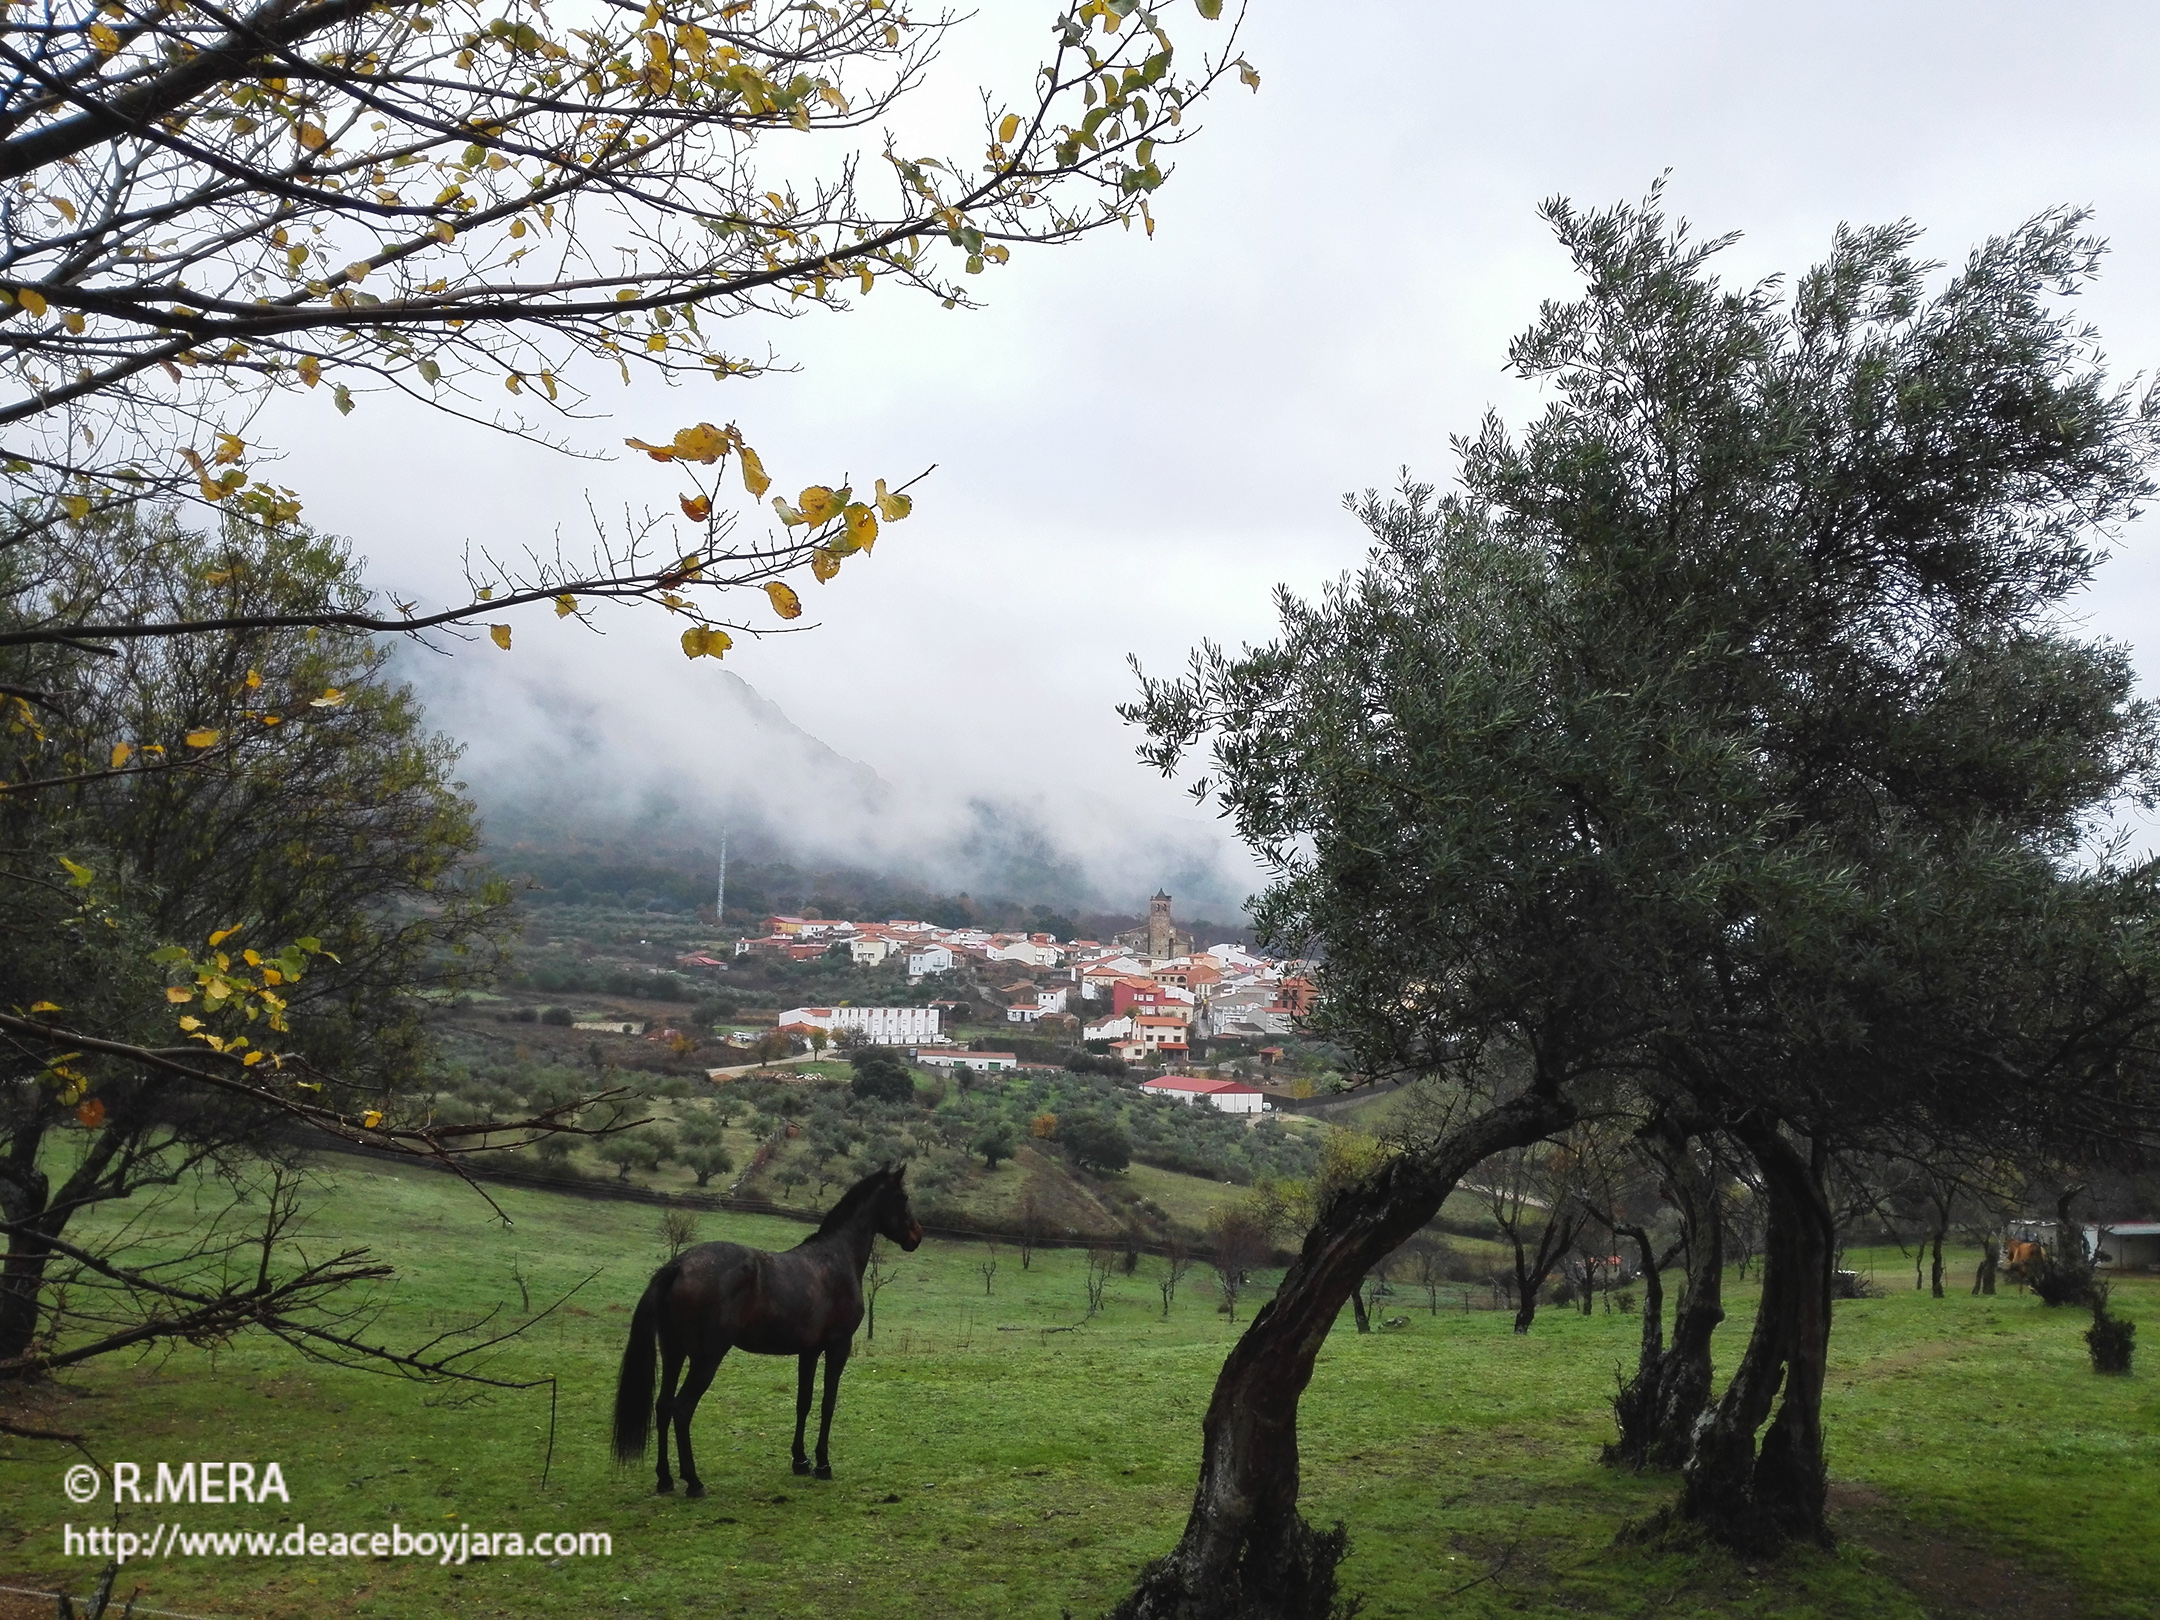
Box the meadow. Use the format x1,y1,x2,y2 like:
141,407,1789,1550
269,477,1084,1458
2,1159,2154,1620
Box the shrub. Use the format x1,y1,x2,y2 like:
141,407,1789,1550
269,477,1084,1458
2087,1285,2136,1374
849,1048,916,1105
681,1143,735,1188
692,994,742,1025
2031,1251,2099,1308
1061,1115,1131,1173
1065,1052,1128,1079
658,1208,700,1259
539,1005,576,1027
972,1120,1019,1169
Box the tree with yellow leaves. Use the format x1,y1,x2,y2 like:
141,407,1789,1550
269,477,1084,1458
0,0,1256,665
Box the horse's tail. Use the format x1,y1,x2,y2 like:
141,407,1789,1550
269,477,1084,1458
612,1263,676,1463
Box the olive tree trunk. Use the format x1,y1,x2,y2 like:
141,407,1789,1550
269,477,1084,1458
1114,1086,1573,1620
1606,1124,1723,1471
1677,1116,1833,1550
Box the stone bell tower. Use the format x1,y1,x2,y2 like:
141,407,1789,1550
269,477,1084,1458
1147,890,1174,961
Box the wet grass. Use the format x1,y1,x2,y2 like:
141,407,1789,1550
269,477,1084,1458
1,1164,2154,1619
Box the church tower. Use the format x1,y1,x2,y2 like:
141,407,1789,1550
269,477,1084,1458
1148,890,1174,960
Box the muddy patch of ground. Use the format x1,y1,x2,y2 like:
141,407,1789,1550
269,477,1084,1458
1831,1481,2086,1620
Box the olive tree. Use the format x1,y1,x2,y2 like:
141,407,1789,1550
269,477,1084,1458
1115,190,2160,1613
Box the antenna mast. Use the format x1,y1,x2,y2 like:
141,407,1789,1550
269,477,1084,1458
716,829,728,926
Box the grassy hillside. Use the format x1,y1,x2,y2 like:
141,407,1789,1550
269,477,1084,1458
4,1161,2155,1620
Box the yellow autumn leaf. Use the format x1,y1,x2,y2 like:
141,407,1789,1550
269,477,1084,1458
998,112,1022,143
209,924,243,946
298,123,329,149
297,354,321,387
680,493,712,522
811,548,840,583
361,1109,384,1129
555,594,577,618
214,432,246,465
873,478,913,522
110,742,133,769
308,687,345,707
178,1014,203,1030
771,497,806,527
489,624,512,651
166,986,194,1004
242,1050,267,1066
29,1000,61,1013
344,260,370,283
843,503,879,554
62,494,90,521
64,310,84,334
671,422,729,463
87,20,120,53
245,669,262,688
18,288,47,318
680,625,733,659
857,264,874,295
796,485,839,525
625,436,677,462
765,580,803,620
740,445,771,497
185,728,221,748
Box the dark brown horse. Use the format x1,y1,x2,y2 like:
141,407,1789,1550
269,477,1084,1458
612,1164,922,1496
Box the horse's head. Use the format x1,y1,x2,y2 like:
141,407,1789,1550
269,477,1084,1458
878,1164,924,1252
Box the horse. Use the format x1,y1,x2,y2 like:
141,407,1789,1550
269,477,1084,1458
611,1164,922,1497
2005,1238,2046,1286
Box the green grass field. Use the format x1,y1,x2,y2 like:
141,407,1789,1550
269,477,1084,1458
2,1161,2154,1619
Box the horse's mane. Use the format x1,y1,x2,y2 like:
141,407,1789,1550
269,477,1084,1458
812,1166,899,1238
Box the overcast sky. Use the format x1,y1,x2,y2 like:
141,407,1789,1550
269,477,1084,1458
259,2,2160,907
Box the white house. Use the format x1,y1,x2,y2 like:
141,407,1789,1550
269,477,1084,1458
917,1049,1020,1074
1035,986,1070,1014
1084,1015,1134,1042
1141,1076,1268,1114
1132,1014,1190,1057
777,1005,945,1046
849,937,897,967
905,944,956,979
1080,956,1149,999
1005,1003,1046,1024
990,937,1063,968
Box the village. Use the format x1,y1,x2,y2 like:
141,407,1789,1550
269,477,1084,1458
691,891,1321,1114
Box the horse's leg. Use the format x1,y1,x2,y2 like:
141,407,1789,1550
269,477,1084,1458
654,1341,684,1495
812,1341,850,1481
673,1348,726,1501
791,1350,818,1476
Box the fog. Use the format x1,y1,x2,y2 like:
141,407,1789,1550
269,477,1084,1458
264,3,2160,912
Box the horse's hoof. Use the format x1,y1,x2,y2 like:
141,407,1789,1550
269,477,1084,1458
685,1482,707,1500
813,1464,833,1481
656,1481,675,1496
791,1458,812,1476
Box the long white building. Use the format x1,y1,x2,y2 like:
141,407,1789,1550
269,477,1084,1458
778,1005,945,1046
